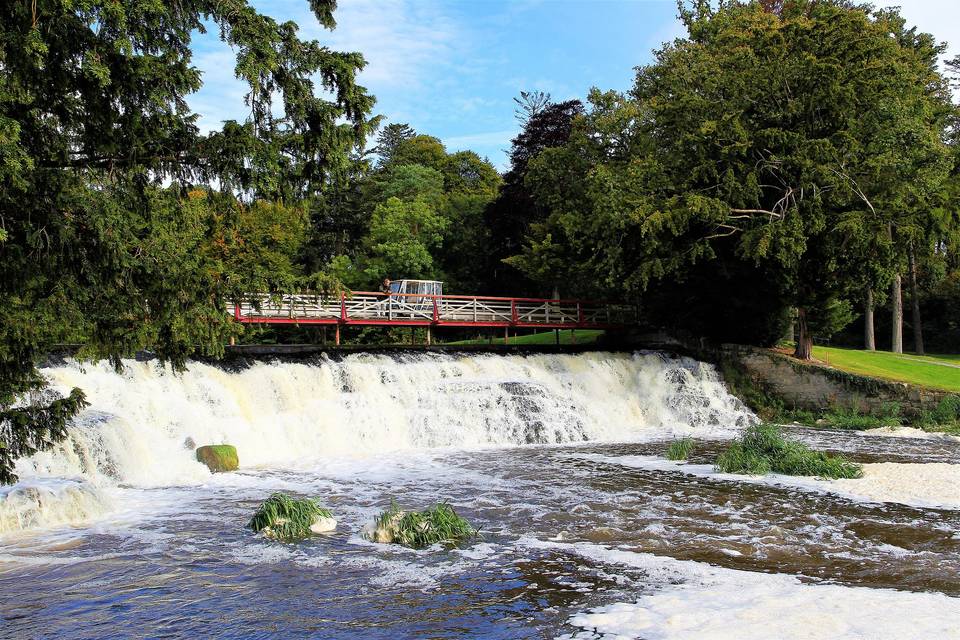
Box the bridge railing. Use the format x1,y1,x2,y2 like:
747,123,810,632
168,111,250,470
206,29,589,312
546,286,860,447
234,291,636,328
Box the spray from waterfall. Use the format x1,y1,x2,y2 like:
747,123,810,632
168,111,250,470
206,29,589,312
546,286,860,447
2,351,755,533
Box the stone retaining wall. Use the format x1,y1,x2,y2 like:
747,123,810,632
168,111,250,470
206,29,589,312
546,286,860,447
716,344,952,417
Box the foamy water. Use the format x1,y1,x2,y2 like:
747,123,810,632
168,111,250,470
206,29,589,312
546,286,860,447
0,352,957,639
538,540,960,640
575,454,960,510
7,351,752,533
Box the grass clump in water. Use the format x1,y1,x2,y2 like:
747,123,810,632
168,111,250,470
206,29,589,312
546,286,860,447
716,424,862,479
248,492,333,541
368,500,478,549
666,437,695,461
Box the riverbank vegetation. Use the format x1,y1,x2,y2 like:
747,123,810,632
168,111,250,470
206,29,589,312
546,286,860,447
716,425,863,479
5,0,960,481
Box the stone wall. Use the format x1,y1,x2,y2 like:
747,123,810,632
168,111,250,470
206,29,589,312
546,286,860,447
715,344,952,417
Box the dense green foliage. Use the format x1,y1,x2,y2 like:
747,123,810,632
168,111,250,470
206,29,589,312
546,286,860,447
716,424,862,479
372,500,477,549
509,1,958,356
248,493,333,541
325,131,501,292
0,388,88,484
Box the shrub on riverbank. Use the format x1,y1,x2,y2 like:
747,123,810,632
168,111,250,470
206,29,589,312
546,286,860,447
666,438,695,461
248,493,335,541
818,404,901,430
716,424,862,479
367,501,477,548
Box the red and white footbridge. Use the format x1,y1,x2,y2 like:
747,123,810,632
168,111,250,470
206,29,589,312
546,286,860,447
232,292,637,344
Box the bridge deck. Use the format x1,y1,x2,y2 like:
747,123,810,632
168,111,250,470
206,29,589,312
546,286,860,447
233,292,636,330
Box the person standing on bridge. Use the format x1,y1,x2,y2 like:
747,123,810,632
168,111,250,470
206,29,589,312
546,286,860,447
379,278,392,298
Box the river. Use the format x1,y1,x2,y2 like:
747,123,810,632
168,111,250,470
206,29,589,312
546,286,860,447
1,352,957,639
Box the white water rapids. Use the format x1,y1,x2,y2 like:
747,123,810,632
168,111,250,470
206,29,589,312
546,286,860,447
2,350,959,639
2,351,753,533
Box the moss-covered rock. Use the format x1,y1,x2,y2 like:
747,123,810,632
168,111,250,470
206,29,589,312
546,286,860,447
195,444,238,473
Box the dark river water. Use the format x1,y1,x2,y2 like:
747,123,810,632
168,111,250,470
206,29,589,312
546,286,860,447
2,428,958,640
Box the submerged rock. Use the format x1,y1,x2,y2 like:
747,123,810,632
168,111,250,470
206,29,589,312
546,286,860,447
195,444,239,472
362,510,405,544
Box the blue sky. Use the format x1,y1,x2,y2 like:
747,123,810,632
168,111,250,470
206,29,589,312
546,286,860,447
188,0,960,170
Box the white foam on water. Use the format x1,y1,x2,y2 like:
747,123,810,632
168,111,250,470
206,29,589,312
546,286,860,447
859,426,960,442
519,539,960,640
575,454,960,510
3,352,755,534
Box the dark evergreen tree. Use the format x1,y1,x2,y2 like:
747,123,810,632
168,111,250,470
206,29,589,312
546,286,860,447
483,98,583,294
0,0,374,482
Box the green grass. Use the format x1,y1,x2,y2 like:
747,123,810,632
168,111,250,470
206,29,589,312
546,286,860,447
716,424,862,479
370,501,478,548
666,437,695,460
248,492,332,541
812,345,960,393
446,329,604,346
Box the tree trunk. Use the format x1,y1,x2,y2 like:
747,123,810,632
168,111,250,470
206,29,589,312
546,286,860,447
794,307,813,360
891,273,903,354
864,288,875,351
908,245,924,355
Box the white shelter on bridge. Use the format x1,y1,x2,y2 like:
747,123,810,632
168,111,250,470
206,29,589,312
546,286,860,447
387,279,443,310
388,279,443,298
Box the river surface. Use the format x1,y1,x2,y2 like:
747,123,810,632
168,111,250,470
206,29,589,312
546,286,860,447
0,352,957,639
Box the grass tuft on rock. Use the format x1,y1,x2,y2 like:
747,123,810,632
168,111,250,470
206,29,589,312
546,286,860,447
716,424,862,479
248,492,332,541
369,500,478,548
666,437,695,461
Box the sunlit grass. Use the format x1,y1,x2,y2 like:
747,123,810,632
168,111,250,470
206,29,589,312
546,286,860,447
812,345,960,393
446,329,604,346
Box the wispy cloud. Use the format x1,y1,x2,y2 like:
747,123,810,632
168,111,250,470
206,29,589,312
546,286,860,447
265,0,467,90
443,129,516,150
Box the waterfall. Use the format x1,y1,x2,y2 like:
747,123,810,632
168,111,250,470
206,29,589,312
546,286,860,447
2,351,754,533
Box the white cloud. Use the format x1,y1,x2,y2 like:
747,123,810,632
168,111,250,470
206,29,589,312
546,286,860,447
286,0,466,90
443,129,516,150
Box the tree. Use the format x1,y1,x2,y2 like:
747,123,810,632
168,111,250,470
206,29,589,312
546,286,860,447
374,123,416,168
513,1,954,358
364,197,448,280
513,90,551,126
0,0,373,482
483,97,583,293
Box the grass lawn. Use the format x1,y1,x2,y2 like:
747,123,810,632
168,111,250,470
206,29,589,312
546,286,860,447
446,329,605,346
812,345,960,393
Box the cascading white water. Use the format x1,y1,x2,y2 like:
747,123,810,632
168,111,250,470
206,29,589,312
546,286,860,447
1,351,755,533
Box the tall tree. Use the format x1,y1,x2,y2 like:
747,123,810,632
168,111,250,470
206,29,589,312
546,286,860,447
483,97,583,293
373,123,416,168
0,0,374,482
512,1,954,359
